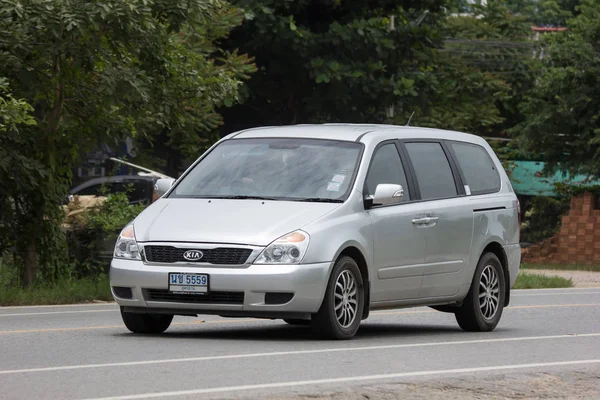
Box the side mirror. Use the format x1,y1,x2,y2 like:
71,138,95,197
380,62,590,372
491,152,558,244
371,183,404,207
153,178,175,200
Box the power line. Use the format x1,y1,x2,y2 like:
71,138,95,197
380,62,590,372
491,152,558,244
440,51,536,56
443,39,534,48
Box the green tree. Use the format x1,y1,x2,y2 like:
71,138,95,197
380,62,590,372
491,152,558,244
0,78,41,262
400,1,535,136
515,0,600,179
503,0,577,26
0,0,253,285
219,0,450,132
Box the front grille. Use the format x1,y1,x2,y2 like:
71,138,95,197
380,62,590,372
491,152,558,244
145,289,244,305
144,246,252,265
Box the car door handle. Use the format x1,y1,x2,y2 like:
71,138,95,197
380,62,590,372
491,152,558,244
412,217,439,225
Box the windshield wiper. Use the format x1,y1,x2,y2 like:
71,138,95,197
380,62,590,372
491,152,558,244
186,195,343,203
294,198,344,203
215,195,282,201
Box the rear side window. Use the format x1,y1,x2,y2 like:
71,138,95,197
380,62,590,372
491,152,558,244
405,142,457,200
365,143,410,201
450,142,500,195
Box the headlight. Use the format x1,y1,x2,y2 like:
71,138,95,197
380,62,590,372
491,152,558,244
254,231,310,264
114,224,141,260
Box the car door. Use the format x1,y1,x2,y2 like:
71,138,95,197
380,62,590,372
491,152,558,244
402,141,474,298
366,142,426,302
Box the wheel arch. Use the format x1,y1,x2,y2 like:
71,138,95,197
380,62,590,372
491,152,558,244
334,244,371,320
481,241,511,307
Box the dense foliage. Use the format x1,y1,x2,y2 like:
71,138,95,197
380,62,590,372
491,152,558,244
219,0,449,133
520,196,571,244
0,0,253,285
409,2,535,135
219,1,537,138
0,78,39,255
66,192,146,277
503,0,578,26
515,0,600,180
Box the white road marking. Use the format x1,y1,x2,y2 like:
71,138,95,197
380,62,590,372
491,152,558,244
512,291,600,297
1,333,598,375
0,309,117,317
0,303,116,310
514,287,600,292
79,359,600,400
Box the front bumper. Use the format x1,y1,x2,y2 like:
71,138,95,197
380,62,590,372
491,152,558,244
109,258,333,317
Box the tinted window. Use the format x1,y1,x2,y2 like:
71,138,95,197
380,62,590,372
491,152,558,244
365,143,410,200
405,142,457,200
450,142,500,194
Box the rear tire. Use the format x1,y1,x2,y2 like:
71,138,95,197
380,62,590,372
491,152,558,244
120,307,173,334
311,256,364,340
283,319,310,326
455,253,505,332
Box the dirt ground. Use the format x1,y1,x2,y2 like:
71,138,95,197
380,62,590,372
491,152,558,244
263,369,600,400
522,269,600,288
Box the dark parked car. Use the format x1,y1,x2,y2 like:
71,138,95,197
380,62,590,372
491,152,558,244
69,175,158,205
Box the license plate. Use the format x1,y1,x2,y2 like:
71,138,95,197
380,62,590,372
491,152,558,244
168,273,209,294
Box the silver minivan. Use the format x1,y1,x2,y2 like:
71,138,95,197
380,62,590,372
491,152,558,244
110,124,521,339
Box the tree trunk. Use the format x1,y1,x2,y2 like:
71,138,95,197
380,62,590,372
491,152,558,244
23,239,38,287
166,148,181,178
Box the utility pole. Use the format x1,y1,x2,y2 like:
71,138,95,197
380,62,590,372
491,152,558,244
386,15,396,120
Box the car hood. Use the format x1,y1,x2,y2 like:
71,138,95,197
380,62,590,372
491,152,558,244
133,198,340,246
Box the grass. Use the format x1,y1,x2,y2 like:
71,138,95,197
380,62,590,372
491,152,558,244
513,271,573,289
0,276,112,306
522,263,600,272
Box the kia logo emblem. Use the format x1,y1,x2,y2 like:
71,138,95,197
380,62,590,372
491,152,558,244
183,250,204,261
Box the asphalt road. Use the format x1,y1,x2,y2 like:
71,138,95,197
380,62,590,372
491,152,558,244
1,287,599,400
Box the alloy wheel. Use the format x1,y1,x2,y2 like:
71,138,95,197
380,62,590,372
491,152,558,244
479,264,500,320
334,269,358,328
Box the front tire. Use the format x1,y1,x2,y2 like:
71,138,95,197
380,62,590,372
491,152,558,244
455,253,505,332
311,256,364,340
120,308,173,334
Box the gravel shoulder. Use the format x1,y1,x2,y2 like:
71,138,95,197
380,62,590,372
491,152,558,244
522,269,600,288
262,369,600,400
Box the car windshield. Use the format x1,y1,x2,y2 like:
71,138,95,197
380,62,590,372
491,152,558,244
170,138,363,202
